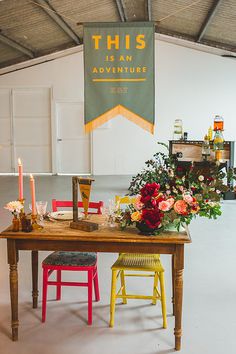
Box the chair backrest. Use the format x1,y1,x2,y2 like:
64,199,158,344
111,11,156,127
115,195,136,206
52,199,104,214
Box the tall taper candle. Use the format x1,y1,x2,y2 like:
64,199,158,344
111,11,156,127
18,158,23,200
30,174,36,215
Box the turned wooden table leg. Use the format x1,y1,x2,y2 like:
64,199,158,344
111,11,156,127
172,254,176,316
174,245,184,351
31,251,39,308
7,239,19,341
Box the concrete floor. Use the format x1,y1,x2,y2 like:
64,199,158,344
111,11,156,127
0,176,236,354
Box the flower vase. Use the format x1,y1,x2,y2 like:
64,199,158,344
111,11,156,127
136,222,159,236
12,215,20,232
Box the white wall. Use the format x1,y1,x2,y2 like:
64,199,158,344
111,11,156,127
0,40,235,175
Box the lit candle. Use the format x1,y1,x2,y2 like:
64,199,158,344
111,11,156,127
18,158,23,200
30,174,36,215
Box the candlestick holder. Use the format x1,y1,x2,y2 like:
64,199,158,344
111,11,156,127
31,214,43,230
18,198,25,231
18,197,25,212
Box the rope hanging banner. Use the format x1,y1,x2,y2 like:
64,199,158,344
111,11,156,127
83,22,155,134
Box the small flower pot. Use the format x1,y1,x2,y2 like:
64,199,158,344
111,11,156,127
12,215,20,232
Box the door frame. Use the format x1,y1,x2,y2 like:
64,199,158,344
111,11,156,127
54,99,93,175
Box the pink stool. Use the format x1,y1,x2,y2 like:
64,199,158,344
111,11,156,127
42,251,100,325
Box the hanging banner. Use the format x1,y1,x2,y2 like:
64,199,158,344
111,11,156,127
84,22,155,134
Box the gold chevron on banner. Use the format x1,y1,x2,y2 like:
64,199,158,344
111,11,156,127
85,105,154,134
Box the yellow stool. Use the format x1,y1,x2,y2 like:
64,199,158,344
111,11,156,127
109,253,167,328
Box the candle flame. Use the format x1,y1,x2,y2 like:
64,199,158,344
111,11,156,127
30,174,34,179
18,158,22,165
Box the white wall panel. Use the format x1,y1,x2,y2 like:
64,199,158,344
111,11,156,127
56,101,90,174
0,119,11,144
13,88,50,117
14,118,50,145
0,88,11,117
0,146,12,172
0,88,12,172
16,146,51,173
12,88,52,173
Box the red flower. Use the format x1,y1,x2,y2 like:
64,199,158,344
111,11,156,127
140,183,160,205
141,208,164,229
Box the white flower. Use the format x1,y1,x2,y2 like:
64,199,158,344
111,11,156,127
198,175,204,182
4,201,23,213
207,201,220,207
216,190,221,194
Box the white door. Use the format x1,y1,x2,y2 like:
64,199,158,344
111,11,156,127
56,101,91,174
0,88,13,172
12,88,52,173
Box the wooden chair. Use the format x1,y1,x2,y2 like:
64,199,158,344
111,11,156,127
109,196,167,328
42,199,103,325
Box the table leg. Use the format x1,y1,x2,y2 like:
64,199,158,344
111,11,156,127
172,254,176,316
174,245,184,351
31,251,39,308
7,239,19,341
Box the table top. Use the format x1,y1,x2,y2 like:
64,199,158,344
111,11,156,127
0,215,191,244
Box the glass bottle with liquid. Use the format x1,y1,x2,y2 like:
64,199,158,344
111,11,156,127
173,119,183,140
213,115,224,131
202,135,210,160
213,130,224,151
208,126,213,140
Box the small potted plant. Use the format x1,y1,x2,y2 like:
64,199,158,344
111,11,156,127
4,201,24,232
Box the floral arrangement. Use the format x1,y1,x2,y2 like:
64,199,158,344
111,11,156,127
4,201,23,217
117,143,232,234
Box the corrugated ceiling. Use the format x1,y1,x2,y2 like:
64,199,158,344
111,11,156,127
0,0,235,70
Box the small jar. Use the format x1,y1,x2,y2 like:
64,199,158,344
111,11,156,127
213,115,224,131
173,119,183,140
12,215,20,232
21,216,33,233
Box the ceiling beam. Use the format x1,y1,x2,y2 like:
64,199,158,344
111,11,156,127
147,0,152,21
34,0,81,45
196,0,224,42
0,33,35,58
115,0,127,22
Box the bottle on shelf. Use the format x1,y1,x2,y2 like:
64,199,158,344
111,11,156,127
213,115,224,131
213,130,224,161
208,126,213,140
173,119,183,140
202,135,211,161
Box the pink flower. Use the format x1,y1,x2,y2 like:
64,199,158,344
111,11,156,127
134,195,144,210
183,194,193,204
159,198,174,212
174,200,189,215
159,200,171,212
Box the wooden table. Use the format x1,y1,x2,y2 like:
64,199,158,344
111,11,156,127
0,217,191,350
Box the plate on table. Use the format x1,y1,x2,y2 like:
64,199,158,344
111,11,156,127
49,211,83,221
